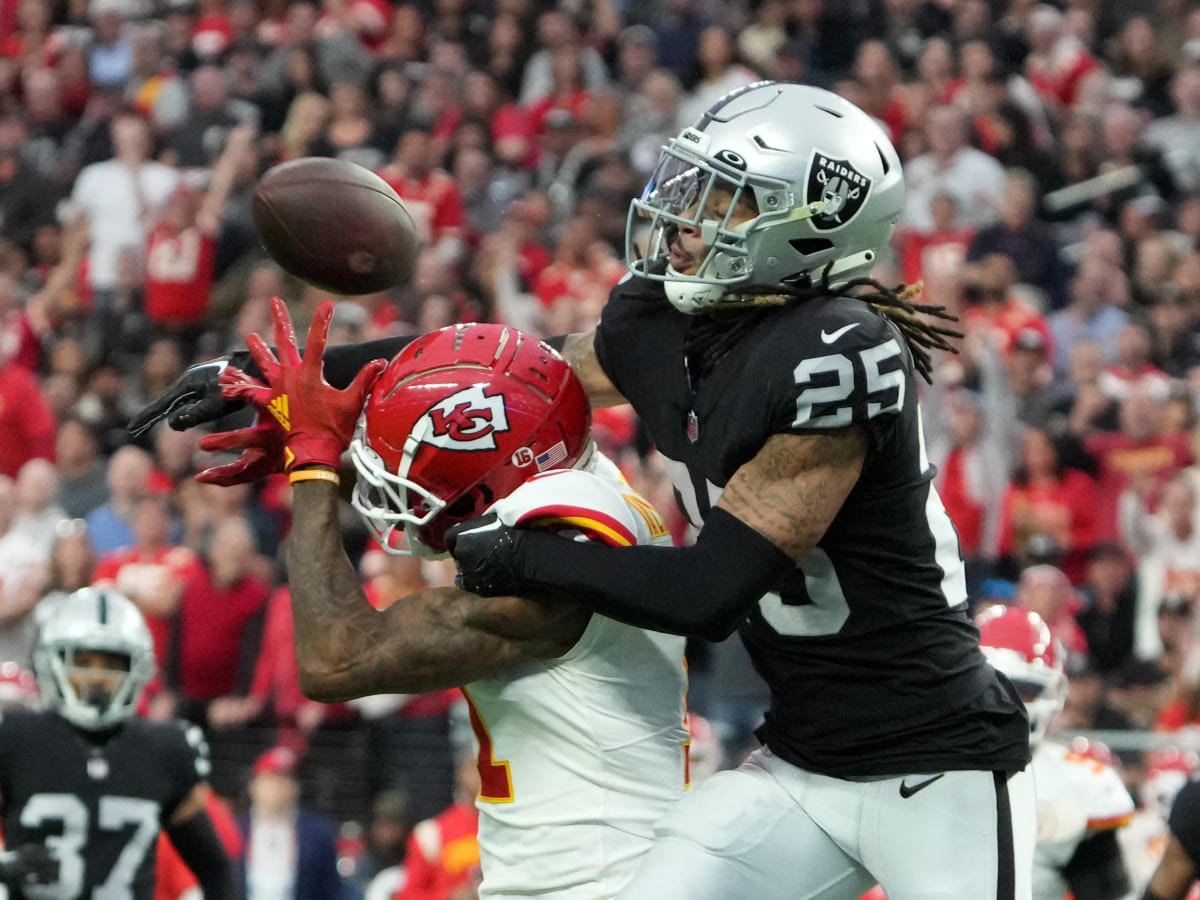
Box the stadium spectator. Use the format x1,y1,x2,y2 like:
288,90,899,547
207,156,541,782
1049,258,1130,378
999,426,1098,581
238,746,341,900
902,103,1007,231
1099,319,1172,404
357,789,411,900
70,107,179,302
85,444,154,554
377,126,466,266
1085,380,1191,542
674,25,757,129
91,492,198,665
967,168,1068,308
519,9,607,107
0,321,54,478
308,80,390,170
166,514,269,726
960,252,1054,358
394,753,479,900
1074,541,1138,677
895,191,975,308
145,124,253,347
1123,472,1200,661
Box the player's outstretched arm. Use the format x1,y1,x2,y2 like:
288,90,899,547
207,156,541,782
450,427,868,640
128,335,420,438
287,480,590,701
165,785,237,900
1144,834,1197,900
129,327,617,439
559,330,626,408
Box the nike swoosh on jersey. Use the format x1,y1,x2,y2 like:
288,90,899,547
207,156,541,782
898,773,944,798
820,323,861,343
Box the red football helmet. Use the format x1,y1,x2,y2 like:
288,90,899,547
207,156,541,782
976,603,1067,746
1142,746,1200,821
350,324,591,556
1069,735,1119,769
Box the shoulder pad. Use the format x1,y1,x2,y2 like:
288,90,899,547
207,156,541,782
490,469,668,547
762,299,912,433
1035,743,1134,842
158,718,213,780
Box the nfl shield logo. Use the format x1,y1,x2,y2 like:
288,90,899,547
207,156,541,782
806,151,872,231
686,411,700,444
87,755,109,780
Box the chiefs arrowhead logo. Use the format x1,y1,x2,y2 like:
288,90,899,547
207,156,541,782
806,151,872,231
418,384,509,451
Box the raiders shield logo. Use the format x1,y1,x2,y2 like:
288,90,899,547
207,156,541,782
806,151,872,231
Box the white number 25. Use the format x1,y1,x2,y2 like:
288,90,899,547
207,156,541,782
792,340,904,428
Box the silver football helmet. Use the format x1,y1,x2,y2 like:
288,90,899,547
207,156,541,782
33,587,156,731
628,81,905,314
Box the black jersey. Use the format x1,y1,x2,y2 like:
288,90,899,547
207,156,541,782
1169,778,1200,866
0,710,211,900
594,273,1030,777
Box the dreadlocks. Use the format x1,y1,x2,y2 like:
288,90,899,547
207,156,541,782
683,268,962,385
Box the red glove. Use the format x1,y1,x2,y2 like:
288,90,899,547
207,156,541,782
195,415,287,486
219,297,385,472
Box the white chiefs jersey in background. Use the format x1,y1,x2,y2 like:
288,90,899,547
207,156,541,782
1032,740,1134,900
463,457,690,899
1119,808,1170,897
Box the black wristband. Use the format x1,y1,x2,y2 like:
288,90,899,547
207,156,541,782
544,334,569,352
1142,888,1169,900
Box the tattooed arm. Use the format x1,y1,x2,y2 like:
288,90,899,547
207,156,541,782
562,331,627,409
286,482,590,701
451,428,867,641
715,428,868,559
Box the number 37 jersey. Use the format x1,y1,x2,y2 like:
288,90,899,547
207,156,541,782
464,461,689,900
594,274,1029,778
0,710,209,900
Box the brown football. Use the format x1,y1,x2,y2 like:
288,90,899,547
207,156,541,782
252,157,419,295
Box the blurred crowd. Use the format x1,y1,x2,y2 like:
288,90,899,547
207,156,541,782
4,0,1200,894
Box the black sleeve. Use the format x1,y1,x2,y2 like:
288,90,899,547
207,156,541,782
165,811,239,900
1062,829,1131,900
261,336,418,389
514,507,796,641
1170,780,1200,868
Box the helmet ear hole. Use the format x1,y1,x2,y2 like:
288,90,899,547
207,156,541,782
442,488,486,522
789,238,834,257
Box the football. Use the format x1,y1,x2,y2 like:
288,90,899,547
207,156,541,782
252,157,419,295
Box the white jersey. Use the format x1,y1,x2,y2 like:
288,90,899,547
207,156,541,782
1118,809,1170,897
464,460,689,900
1031,740,1134,900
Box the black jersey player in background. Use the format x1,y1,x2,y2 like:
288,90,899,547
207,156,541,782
130,82,1033,899
1143,777,1200,900
0,587,236,900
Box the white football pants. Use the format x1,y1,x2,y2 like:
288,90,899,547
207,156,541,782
615,747,1036,900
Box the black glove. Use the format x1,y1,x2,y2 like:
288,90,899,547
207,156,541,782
446,513,530,597
128,351,251,437
0,844,59,887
